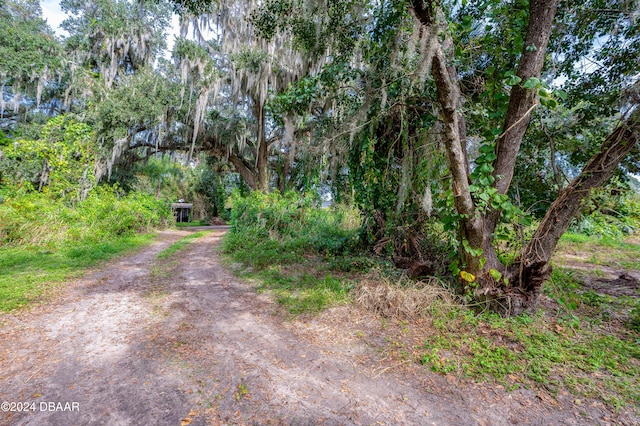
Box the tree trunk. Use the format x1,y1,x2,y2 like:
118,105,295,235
227,153,260,190
483,0,559,243
431,45,486,274
480,112,640,316
522,112,640,265
411,0,497,274
410,0,639,316
280,115,296,192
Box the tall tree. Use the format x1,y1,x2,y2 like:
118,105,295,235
409,0,639,314
175,0,345,191
61,0,171,89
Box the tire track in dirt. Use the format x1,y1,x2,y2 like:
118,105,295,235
0,230,190,425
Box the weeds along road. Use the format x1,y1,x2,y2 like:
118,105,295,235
0,229,610,425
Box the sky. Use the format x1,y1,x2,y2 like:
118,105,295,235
40,0,68,37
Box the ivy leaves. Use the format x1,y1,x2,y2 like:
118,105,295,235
1,116,96,198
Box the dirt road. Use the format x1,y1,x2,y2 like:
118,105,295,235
0,229,629,425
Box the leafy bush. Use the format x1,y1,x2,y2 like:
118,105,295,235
222,191,361,265
0,185,171,247
570,186,640,239
0,116,96,199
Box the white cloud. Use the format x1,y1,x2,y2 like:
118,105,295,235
40,0,69,37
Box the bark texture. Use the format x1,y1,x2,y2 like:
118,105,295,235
410,0,485,273
484,0,559,240
227,152,260,190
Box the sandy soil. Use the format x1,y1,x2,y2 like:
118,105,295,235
0,229,635,425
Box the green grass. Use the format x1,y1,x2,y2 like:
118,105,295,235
560,232,592,244
419,306,640,408
175,220,211,227
0,234,155,312
0,186,173,313
231,264,351,315
557,232,640,270
222,230,356,316
156,231,210,259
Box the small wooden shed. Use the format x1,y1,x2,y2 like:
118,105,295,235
171,202,193,223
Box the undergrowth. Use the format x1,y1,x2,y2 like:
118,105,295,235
418,304,640,410
416,236,640,411
222,190,640,411
0,185,172,312
221,191,362,315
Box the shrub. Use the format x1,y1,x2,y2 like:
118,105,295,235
0,185,171,247
223,191,361,265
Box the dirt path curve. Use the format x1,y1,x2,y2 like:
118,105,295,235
0,230,616,425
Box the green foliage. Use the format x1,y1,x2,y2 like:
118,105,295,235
162,0,213,15
1,116,95,196
61,0,171,70
0,129,10,147
221,191,360,314
570,185,640,239
251,0,365,57
94,69,180,146
173,38,214,63
0,0,65,104
230,48,270,73
551,0,639,116
242,267,352,315
629,303,640,333
193,159,233,220
0,185,172,312
224,191,361,260
0,185,171,247
115,154,235,222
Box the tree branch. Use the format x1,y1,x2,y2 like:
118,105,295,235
523,108,640,267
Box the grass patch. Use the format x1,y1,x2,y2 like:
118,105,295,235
0,234,155,312
418,306,640,408
156,231,210,259
270,270,351,315
0,185,173,313
556,233,640,271
560,232,592,244
234,266,352,315
175,220,210,228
